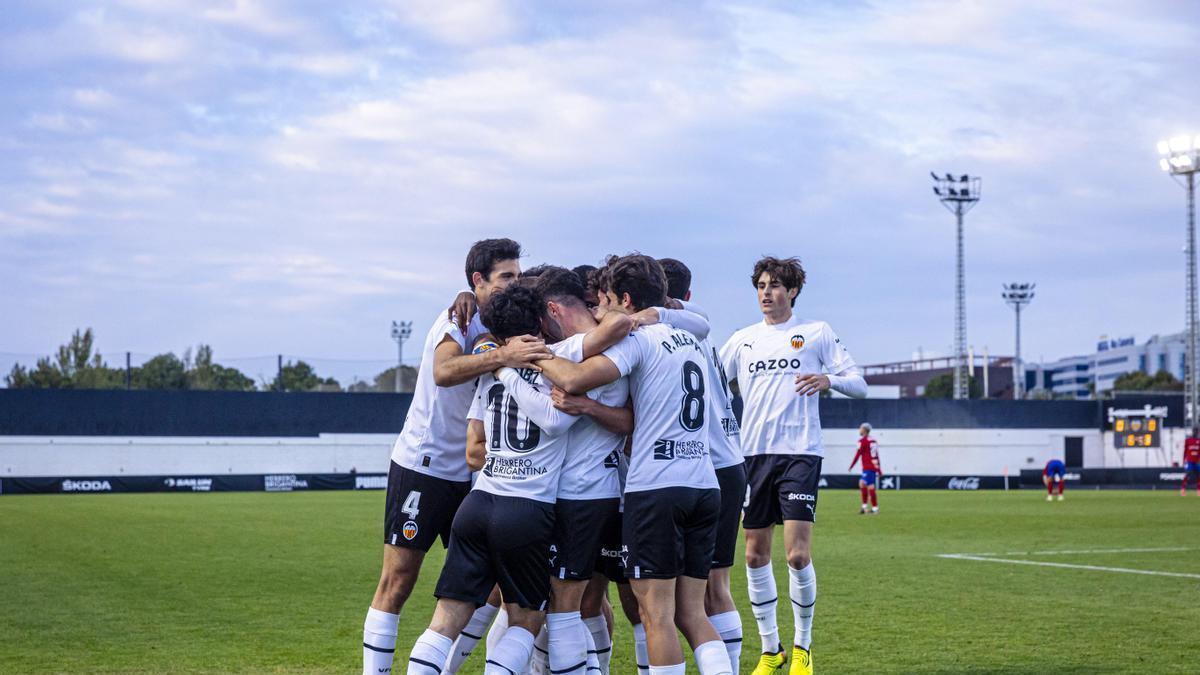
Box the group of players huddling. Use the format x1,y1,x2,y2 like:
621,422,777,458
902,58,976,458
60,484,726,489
362,239,867,675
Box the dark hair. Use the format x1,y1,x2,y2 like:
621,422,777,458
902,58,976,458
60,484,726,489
521,264,551,278
594,254,620,294
751,256,806,307
465,238,522,288
480,284,543,341
607,254,667,311
658,258,691,300
571,264,596,281
534,266,587,307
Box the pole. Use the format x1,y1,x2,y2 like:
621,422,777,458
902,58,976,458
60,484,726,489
277,354,284,392
1187,172,1197,429
955,203,968,400
125,351,131,390
396,339,403,393
1014,303,1022,400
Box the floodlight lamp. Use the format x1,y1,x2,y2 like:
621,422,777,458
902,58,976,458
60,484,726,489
945,173,954,181
960,174,968,182
1170,135,1192,153
930,171,939,181
1161,158,1171,172
1158,140,1170,155
933,186,942,196
948,187,958,197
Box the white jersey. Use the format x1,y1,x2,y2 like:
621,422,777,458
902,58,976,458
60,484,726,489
468,365,577,504
389,308,488,482
603,324,719,493
719,316,857,458
699,336,743,469
552,334,628,501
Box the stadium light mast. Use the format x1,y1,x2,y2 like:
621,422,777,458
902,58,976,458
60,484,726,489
390,320,413,393
1158,134,1200,428
1001,283,1035,400
931,171,982,400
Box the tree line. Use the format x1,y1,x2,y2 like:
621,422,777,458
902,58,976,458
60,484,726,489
5,329,416,393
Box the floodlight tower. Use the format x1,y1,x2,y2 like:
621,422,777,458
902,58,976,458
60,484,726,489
1158,134,1200,428
1002,283,1035,399
390,320,413,393
931,172,982,399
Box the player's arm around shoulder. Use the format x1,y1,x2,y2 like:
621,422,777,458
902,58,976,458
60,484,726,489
550,387,634,436
432,332,551,387
536,353,623,396
580,311,634,359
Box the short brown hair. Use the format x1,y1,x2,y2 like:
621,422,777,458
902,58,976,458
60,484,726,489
752,256,806,307
607,254,667,311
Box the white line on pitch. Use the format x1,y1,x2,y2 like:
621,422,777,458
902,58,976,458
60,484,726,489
937,553,1200,579
1000,547,1197,556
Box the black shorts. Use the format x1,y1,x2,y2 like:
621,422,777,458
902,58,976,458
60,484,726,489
434,491,555,610
623,487,720,580
551,498,620,582
743,454,822,529
384,462,471,551
594,507,626,585
713,463,747,568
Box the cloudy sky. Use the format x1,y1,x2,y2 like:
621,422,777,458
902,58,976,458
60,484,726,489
3,1,1199,385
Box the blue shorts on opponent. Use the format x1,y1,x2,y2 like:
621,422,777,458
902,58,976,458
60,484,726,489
1044,460,1066,478
861,470,878,485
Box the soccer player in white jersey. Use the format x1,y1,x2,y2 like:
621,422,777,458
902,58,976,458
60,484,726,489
502,267,635,675
406,283,583,675
659,258,746,674
363,239,553,675
718,257,867,675
536,255,733,675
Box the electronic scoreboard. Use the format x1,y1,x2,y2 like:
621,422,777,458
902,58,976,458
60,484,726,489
1107,404,1168,449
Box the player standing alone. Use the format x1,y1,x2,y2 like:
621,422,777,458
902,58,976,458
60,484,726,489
1182,428,1200,496
720,256,867,675
1043,459,1066,501
848,423,880,514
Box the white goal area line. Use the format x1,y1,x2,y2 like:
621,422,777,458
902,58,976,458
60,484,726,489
937,550,1200,580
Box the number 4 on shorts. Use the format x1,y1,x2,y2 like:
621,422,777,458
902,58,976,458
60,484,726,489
402,490,421,519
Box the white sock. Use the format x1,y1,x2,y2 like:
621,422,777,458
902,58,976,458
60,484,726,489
583,615,612,673
547,612,588,674
694,639,733,675
708,611,742,675
445,603,499,673
788,563,816,650
363,607,399,675
528,624,549,674
648,665,685,675
487,608,509,659
408,629,453,675
487,626,536,675
633,623,650,675
582,619,601,672
745,563,780,652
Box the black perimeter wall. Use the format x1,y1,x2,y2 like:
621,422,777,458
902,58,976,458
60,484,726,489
1,390,1175,437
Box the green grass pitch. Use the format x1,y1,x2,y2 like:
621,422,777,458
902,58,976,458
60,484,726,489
3,489,1197,673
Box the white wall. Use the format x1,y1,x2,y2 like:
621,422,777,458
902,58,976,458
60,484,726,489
0,434,395,478
821,428,1101,475
2,428,1117,478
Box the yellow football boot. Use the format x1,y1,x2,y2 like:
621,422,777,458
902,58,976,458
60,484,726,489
750,646,787,675
789,646,812,675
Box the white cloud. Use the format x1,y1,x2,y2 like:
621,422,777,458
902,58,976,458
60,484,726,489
391,0,519,46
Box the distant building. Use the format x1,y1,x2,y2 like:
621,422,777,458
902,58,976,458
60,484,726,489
1025,332,1187,400
863,354,1015,398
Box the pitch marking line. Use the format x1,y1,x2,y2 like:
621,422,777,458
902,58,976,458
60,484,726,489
1000,546,1197,556
937,551,1200,580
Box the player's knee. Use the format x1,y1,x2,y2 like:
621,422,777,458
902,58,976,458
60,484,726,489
377,566,419,603
745,549,771,568
786,550,811,569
